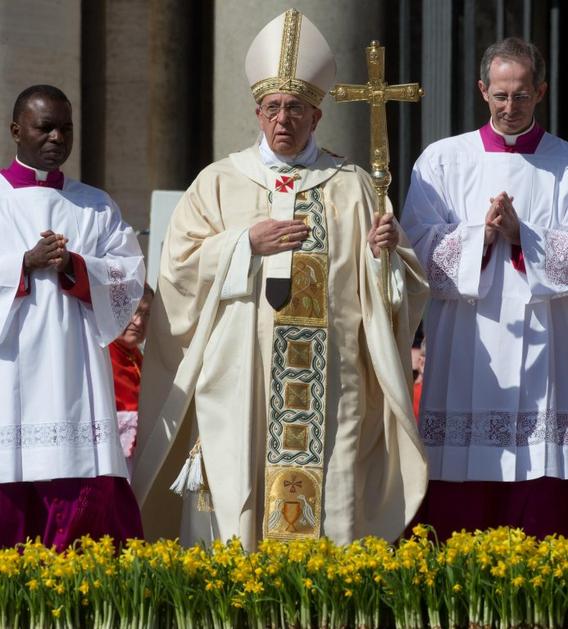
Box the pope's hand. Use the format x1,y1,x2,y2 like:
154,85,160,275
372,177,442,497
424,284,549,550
368,213,399,257
24,231,71,272
249,219,309,255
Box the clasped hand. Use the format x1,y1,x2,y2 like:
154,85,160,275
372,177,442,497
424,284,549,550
24,230,72,274
485,192,521,246
367,213,399,257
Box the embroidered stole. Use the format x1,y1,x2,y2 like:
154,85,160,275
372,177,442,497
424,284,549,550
229,147,343,541
264,175,329,540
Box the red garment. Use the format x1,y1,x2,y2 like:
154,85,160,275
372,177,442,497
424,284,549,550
511,244,526,273
481,243,493,270
58,252,92,303
0,477,143,551
16,269,29,297
413,381,422,421
407,478,568,540
109,341,142,411
109,341,142,458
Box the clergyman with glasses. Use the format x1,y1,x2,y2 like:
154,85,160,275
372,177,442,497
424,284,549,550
133,8,428,550
401,37,568,539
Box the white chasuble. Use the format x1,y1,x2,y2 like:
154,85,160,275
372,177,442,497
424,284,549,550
0,176,145,482
402,130,568,482
133,145,429,549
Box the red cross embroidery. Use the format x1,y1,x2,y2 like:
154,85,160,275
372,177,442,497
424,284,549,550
284,476,303,493
275,175,295,193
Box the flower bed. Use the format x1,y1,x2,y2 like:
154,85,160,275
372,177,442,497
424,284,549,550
0,526,567,628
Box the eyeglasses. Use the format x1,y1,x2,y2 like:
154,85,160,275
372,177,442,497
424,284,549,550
489,92,533,105
259,103,306,120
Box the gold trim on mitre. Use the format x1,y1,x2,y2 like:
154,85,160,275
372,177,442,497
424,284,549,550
279,8,301,81
251,77,325,107
246,8,336,108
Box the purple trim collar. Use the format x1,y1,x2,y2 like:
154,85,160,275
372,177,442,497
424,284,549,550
0,160,64,189
479,122,544,154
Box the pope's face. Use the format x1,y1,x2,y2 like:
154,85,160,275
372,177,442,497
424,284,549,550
478,56,547,135
256,93,322,156
10,96,73,171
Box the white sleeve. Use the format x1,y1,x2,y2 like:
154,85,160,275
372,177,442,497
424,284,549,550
401,152,492,301
220,228,262,300
81,199,145,347
366,245,405,313
0,253,25,343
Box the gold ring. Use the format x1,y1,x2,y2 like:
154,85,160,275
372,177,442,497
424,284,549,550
280,234,290,243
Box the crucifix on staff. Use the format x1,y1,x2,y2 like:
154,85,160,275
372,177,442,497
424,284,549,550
331,40,423,315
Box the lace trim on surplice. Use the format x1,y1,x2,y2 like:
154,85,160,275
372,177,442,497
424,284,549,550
420,410,568,447
545,230,568,286
107,264,132,330
427,225,462,299
0,419,117,449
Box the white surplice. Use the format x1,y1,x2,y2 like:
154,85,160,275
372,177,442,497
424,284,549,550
0,176,145,482
401,129,568,482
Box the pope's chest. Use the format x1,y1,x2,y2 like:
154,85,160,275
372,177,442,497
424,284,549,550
221,179,333,248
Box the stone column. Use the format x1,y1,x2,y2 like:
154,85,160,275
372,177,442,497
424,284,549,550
0,1,81,177
213,0,386,169
100,0,150,234
148,0,191,192
421,0,453,147
82,1,211,243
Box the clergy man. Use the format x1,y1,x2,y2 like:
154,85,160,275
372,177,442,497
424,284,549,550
133,9,429,549
402,37,568,539
0,85,145,550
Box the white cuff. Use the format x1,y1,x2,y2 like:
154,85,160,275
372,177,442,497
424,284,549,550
221,229,262,300
367,244,404,313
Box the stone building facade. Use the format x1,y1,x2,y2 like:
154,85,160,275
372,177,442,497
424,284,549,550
1,0,565,244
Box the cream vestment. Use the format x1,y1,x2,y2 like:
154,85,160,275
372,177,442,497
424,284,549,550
132,145,428,549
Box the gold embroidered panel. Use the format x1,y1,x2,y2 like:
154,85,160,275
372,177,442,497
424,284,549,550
283,425,308,451
287,340,311,368
285,382,310,410
274,253,328,327
264,466,322,540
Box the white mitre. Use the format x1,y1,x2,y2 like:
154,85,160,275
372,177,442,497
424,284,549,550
245,8,336,107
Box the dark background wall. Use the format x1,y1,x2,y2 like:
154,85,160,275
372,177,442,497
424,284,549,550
78,0,567,229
